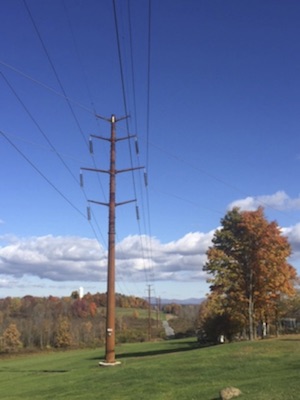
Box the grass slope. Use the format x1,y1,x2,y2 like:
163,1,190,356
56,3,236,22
0,335,299,400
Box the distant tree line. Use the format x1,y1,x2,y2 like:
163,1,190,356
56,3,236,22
0,292,199,353
0,293,152,352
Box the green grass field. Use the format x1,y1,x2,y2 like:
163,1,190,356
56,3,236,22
0,335,299,400
115,306,165,320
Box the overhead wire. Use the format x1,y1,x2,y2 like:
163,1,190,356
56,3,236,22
146,0,152,175
127,0,138,136
22,0,89,148
23,0,136,294
144,0,156,284
1,72,107,247
0,129,85,219
148,140,295,217
2,0,159,300
112,0,137,195
19,0,297,303
60,0,112,245
112,0,154,298
1,131,107,250
119,0,158,300
1,71,79,186
126,0,150,285
21,0,108,245
61,0,102,130
60,0,133,298
0,130,90,164
133,0,158,299
0,60,95,116
150,186,224,217
0,0,138,297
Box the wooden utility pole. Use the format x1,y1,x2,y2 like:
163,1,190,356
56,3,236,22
147,284,152,341
156,296,161,328
81,114,142,366
104,114,117,365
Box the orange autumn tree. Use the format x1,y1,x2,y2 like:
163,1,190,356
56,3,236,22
204,207,297,340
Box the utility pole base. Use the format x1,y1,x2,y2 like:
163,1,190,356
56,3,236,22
99,361,121,367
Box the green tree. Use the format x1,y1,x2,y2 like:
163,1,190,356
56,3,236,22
204,207,297,340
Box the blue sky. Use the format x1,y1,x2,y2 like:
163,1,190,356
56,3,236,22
1,0,300,300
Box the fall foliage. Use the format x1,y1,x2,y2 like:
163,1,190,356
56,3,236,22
2,323,22,352
0,292,197,352
55,317,73,348
0,293,151,351
203,207,297,340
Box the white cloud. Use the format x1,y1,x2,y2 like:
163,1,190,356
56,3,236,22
228,191,300,212
0,235,106,282
1,226,299,292
115,231,214,282
282,223,300,255
0,232,213,284
0,277,13,288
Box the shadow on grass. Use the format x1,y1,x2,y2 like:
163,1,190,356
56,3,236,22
89,340,215,361
0,369,69,373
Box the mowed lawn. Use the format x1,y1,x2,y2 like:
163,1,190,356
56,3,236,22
0,335,299,400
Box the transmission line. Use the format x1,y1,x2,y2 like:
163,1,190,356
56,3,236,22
1,72,79,185
0,129,85,219
23,0,89,148
0,60,95,116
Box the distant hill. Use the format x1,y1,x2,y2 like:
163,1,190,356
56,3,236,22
158,298,204,305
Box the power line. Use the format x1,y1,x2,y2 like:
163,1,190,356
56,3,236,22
1,71,79,185
126,0,150,284
0,127,107,247
1,70,109,247
112,0,130,118
61,0,101,123
151,186,224,217
113,0,154,291
123,0,156,291
0,60,95,116
22,0,90,149
143,0,156,292
146,0,152,174
4,0,139,299
149,140,297,219
127,0,138,135
21,0,111,244
22,0,109,203
0,129,85,219
126,0,156,293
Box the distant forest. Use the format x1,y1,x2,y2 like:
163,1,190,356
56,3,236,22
0,293,199,353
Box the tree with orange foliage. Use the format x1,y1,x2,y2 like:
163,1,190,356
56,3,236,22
89,302,97,318
54,317,73,348
204,207,297,340
2,323,22,352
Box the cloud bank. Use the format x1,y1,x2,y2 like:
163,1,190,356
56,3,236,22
0,232,214,286
1,192,300,293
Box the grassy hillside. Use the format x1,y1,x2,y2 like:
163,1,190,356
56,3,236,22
0,335,299,399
